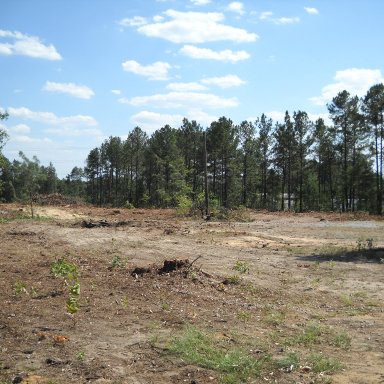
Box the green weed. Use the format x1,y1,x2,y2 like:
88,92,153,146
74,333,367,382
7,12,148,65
275,352,300,370
233,260,250,274
307,353,343,373
51,258,78,279
14,280,28,295
287,322,322,346
332,331,352,349
265,311,285,326
236,310,251,322
168,325,268,383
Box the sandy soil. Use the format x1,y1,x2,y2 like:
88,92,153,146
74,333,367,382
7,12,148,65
0,204,383,384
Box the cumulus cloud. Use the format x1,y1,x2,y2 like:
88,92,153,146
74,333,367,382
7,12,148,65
310,68,384,106
166,82,207,91
119,91,238,109
118,16,147,27
130,9,257,43
122,60,172,80
190,0,211,5
11,123,31,133
180,45,250,62
201,74,245,88
111,89,122,95
191,0,211,5
43,81,95,99
12,135,53,143
259,12,300,25
0,30,62,60
227,2,245,15
8,107,98,127
304,7,319,15
130,109,217,133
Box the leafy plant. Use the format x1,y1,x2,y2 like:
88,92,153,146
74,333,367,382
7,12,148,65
14,280,28,295
51,258,78,279
233,260,250,274
51,258,80,316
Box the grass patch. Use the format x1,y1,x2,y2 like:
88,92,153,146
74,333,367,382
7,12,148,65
286,322,322,346
307,353,343,373
332,331,352,349
265,311,285,326
275,352,300,370
168,325,268,383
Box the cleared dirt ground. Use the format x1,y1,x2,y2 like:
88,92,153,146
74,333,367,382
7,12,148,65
0,204,383,384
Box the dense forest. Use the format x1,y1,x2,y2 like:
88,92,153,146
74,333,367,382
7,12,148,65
1,86,384,215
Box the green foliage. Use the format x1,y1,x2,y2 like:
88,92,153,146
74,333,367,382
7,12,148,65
356,237,374,251
2,85,384,213
307,353,343,373
287,322,322,346
176,194,193,216
168,325,267,383
233,259,250,274
275,352,299,370
332,331,352,349
14,280,28,295
51,258,80,315
51,258,78,279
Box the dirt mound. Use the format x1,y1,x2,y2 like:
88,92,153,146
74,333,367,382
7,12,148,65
33,193,84,206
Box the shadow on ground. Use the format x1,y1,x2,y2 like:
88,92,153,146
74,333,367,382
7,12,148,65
297,247,384,264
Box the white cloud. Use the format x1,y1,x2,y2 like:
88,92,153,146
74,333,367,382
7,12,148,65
119,16,147,27
130,111,185,134
190,0,211,5
276,17,300,25
166,82,207,91
8,107,98,127
119,91,238,109
130,109,216,133
259,12,300,25
304,7,319,15
264,110,285,122
260,11,273,20
201,74,245,88
122,60,172,80
111,89,122,95
310,68,384,106
43,81,95,99
0,30,62,60
44,126,103,137
180,45,250,62
12,135,53,143
12,123,31,133
136,9,258,43
227,2,245,15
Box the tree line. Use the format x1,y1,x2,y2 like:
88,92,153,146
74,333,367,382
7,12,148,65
1,85,383,214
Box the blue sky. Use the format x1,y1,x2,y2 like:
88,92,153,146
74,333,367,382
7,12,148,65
1,0,384,178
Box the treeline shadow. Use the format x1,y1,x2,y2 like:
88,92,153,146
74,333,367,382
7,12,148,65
297,248,384,264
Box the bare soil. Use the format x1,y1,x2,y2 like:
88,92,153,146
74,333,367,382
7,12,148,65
0,204,383,384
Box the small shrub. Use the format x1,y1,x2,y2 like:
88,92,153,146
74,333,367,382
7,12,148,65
233,260,249,274
51,258,78,279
